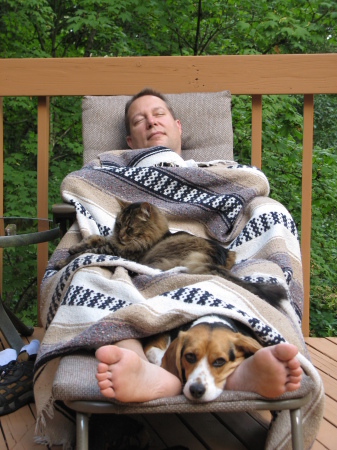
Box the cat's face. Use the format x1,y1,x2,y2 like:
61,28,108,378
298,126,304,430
114,202,169,250
115,203,149,245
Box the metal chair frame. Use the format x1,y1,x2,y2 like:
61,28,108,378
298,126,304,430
66,393,312,450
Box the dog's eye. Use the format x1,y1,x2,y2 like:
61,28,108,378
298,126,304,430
212,358,226,367
184,353,196,364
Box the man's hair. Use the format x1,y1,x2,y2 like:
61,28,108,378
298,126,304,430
124,88,176,135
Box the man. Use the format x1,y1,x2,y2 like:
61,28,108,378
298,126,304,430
95,88,302,403
125,88,182,155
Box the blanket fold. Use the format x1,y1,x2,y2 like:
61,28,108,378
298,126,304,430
34,147,324,450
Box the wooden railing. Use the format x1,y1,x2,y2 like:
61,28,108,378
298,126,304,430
0,54,336,334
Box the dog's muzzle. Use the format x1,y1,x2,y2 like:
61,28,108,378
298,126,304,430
189,382,206,399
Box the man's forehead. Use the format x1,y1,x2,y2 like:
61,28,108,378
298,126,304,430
129,95,168,115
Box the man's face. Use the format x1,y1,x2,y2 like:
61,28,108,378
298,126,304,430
126,95,182,154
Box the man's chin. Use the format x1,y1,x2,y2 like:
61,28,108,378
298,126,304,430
148,138,167,148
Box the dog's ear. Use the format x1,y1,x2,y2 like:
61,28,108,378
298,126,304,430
233,333,262,356
174,331,187,382
161,332,185,380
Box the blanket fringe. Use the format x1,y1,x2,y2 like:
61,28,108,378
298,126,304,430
35,396,75,450
35,396,55,432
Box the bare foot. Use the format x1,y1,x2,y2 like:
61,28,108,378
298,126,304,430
225,343,302,398
95,345,182,402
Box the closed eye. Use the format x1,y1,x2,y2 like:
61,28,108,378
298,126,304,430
212,358,226,367
133,116,145,126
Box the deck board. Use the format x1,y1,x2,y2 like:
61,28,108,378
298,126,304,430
213,412,267,450
0,330,335,449
179,412,248,450
144,413,207,449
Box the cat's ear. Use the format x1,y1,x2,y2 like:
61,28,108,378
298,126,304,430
140,202,152,219
115,197,131,210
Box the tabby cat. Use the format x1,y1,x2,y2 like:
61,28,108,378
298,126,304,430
55,201,287,305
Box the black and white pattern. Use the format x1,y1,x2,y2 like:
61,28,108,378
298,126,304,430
72,200,113,236
160,286,285,346
62,285,130,312
229,211,298,249
99,164,243,226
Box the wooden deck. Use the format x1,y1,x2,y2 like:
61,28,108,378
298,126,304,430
0,329,335,450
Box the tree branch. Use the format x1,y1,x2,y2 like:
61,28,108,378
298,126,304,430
193,0,202,55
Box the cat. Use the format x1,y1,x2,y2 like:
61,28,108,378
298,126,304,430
55,201,287,305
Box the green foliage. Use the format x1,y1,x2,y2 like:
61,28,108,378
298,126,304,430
0,0,336,335
309,147,337,336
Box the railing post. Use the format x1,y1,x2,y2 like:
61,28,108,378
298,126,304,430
301,94,314,337
37,96,50,327
251,95,262,169
0,97,3,296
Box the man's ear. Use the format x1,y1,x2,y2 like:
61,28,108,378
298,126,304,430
126,135,134,149
176,119,182,136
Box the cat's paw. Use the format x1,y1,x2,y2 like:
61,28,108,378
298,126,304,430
68,243,85,254
54,258,67,270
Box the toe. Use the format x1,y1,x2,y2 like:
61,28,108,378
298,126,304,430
97,379,113,390
274,343,298,361
96,345,123,365
96,362,109,373
285,381,301,391
95,371,109,381
287,358,301,370
100,387,116,399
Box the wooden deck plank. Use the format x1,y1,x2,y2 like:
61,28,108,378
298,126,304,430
248,410,272,427
315,369,337,401
179,412,247,450
314,417,337,450
214,412,267,450
131,415,167,450
306,346,337,379
311,440,330,450
305,337,337,360
143,413,206,449
1,404,37,450
322,395,337,428
0,427,7,449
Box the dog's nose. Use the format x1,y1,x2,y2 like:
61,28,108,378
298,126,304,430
189,383,206,399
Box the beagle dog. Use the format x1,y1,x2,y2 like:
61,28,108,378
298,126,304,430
144,315,262,402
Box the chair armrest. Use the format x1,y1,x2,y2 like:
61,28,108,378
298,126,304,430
52,203,76,237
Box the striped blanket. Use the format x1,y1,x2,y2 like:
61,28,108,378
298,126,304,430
34,147,324,449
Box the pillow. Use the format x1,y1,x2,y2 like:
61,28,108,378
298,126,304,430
82,90,233,165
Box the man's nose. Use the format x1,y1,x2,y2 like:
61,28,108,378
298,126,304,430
146,115,157,128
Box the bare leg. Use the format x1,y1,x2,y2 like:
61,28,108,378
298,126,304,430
225,343,302,398
95,339,182,402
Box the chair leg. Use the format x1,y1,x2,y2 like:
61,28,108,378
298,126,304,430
76,411,89,450
290,407,304,450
